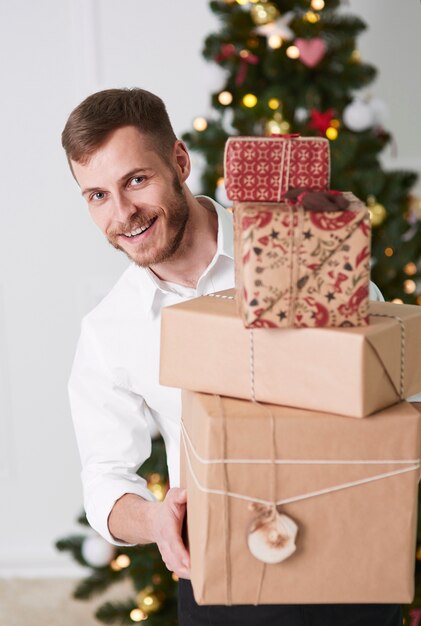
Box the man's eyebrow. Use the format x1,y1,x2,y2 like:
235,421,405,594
81,168,152,196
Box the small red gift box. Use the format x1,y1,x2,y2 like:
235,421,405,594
224,135,330,202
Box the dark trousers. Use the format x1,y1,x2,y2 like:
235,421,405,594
178,579,402,626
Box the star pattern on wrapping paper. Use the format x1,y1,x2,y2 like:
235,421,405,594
277,310,287,321
270,229,280,239
303,229,313,239
325,291,336,302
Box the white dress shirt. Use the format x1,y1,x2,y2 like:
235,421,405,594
68,197,419,546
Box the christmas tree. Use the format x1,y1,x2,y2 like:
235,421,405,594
55,437,178,625
182,0,421,305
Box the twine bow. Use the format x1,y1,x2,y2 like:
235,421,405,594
215,44,259,86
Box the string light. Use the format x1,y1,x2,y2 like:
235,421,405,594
115,554,131,568
404,262,417,276
172,573,179,581
218,91,233,105
268,34,283,49
403,280,416,294
110,559,122,572
268,98,280,109
130,608,148,622
242,93,258,107
330,118,340,129
417,296,421,305
311,0,325,9
286,45,300,59
216,177,225,187
392,298,404,304
384,247,394,257
304,11,320,23
193,117,208,132
326,127,338,140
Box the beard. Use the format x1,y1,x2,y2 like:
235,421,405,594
106,173,189,268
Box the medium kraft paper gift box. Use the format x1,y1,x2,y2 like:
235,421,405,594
233,192,371,328
160,290,421,418
180,391,421,605
224,135,330,202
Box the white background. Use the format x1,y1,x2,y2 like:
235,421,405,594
0,0,419,576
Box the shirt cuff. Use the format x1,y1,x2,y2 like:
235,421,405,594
84,476,156,546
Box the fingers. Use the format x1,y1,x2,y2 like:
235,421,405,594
155,488,191,579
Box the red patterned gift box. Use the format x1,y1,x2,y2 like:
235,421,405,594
224,135,330,202
234,192,371,328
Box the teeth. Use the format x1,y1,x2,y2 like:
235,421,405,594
124,218,155,238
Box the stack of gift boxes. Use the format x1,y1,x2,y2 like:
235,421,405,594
160,135,421,605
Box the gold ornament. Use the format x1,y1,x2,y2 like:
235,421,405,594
304,11,320,23
366,195,387,227
137,587,164,614
250,2,280,26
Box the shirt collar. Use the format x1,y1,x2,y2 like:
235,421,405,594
133,196,233,315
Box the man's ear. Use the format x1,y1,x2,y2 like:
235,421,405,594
173,140,191,183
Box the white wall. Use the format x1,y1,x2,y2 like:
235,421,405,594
0,0,419,577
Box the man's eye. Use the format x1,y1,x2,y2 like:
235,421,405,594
91,191,105,201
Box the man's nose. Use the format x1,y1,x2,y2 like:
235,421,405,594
113,194,137,221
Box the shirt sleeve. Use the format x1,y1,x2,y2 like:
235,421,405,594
68,319,156,546
368,280,421,402
369,281,384,302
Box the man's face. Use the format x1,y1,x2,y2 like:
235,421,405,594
72,126,190,268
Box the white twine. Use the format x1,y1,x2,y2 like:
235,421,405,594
369,312,406,399
181,424,420,508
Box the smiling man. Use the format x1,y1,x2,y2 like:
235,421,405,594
63,87,404,626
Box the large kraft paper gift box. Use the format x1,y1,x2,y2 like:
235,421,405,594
181,391,421,605
160,291,421,418
233,192,371,328
224,135,330,202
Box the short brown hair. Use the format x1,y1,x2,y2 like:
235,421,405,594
62,87,177,164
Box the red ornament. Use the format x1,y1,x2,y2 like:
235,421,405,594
309,108,335,134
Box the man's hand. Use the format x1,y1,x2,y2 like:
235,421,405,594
152,487,190,579
108,489,190,579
